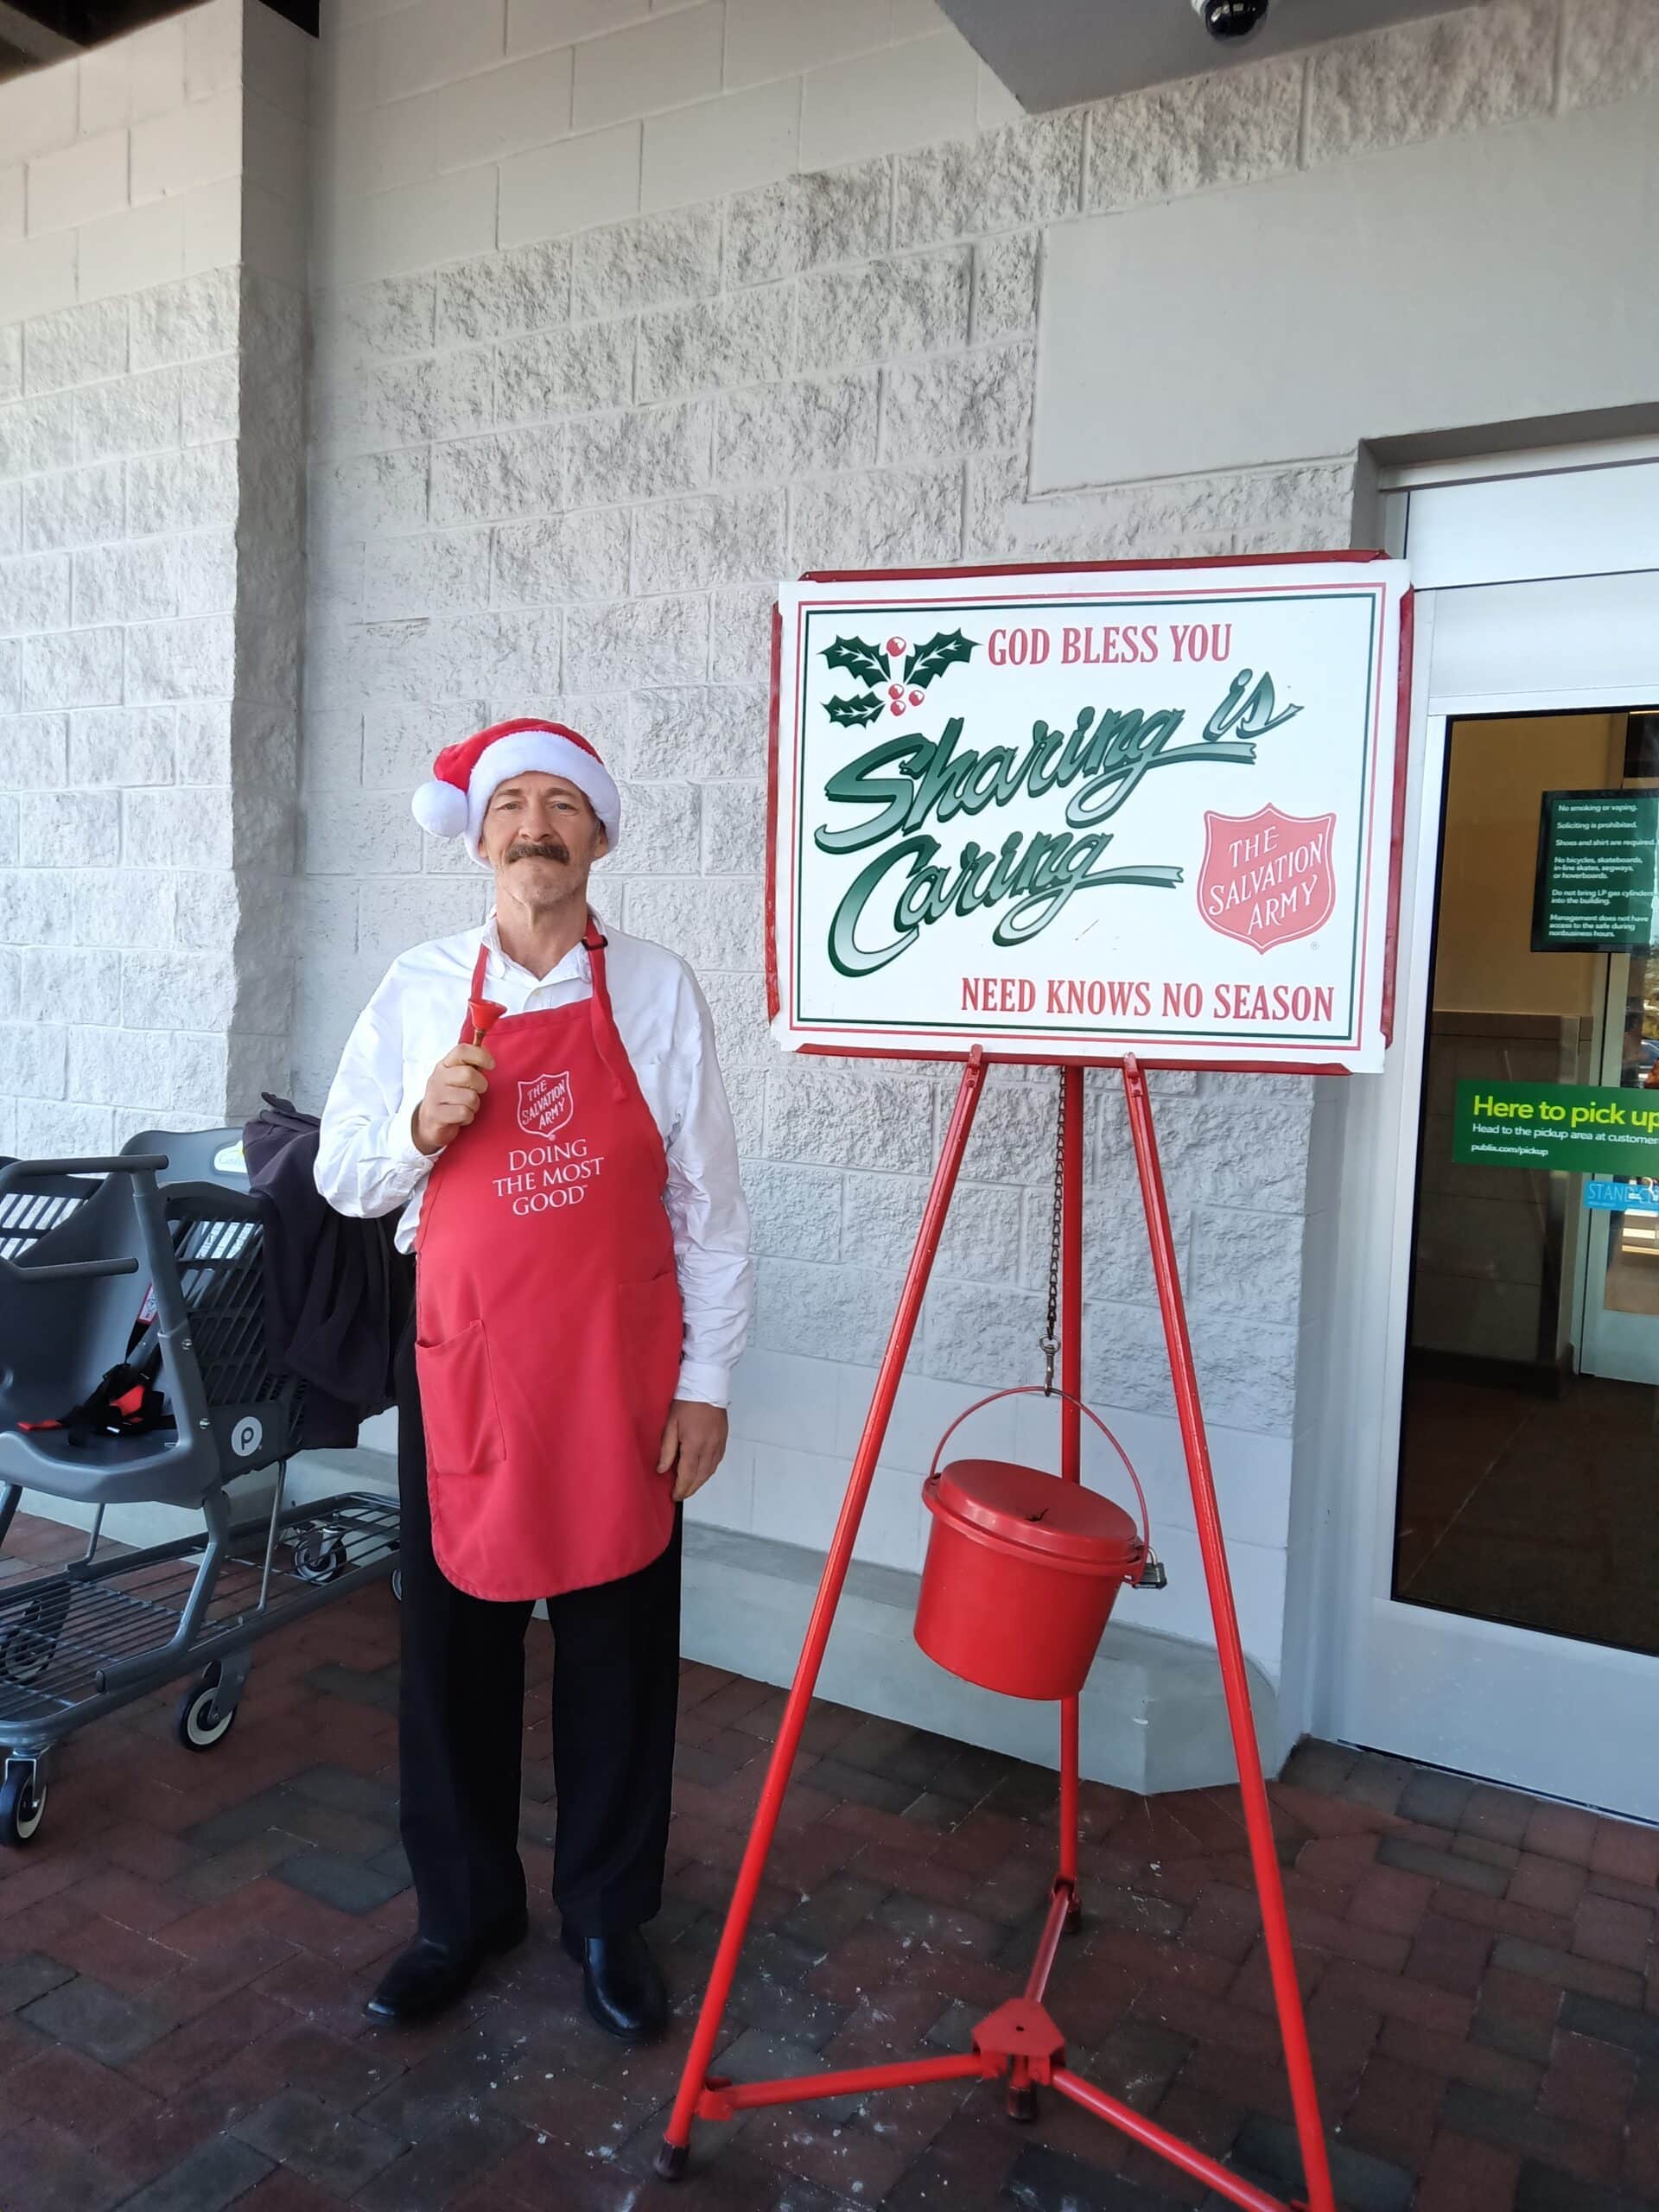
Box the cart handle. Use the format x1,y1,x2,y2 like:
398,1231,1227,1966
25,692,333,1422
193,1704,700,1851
926,1384,1152,1562
0,1154,168,1281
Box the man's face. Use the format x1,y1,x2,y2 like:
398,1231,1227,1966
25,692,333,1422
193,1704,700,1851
480,772,607,904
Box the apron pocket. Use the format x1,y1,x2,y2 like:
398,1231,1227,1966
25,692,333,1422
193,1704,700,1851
415,1318,507,1478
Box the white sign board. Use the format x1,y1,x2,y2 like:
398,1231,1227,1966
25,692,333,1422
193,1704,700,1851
768,559,1411,1072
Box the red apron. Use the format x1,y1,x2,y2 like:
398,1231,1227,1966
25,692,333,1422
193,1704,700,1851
413,921,683,1600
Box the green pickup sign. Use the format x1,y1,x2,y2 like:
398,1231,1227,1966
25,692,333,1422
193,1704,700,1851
1453,1080,1659,1174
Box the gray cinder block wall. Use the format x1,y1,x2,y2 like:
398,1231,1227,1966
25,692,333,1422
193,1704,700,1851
295,0,1648,1695
296,1,1333,1683
0,0,310,1152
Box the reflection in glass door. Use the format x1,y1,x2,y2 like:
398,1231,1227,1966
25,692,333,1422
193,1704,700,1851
1395,710,1659,1660
1579,944,1659,1384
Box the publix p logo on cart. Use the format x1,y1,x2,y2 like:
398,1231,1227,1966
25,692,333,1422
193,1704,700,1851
820,630,976,725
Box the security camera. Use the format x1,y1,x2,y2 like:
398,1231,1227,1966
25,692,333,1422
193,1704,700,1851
1192,0,1269,38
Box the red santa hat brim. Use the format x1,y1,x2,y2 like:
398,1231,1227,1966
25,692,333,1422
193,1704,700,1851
411,720,621,863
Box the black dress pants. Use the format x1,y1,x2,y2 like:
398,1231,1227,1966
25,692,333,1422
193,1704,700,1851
393,1324,681,1948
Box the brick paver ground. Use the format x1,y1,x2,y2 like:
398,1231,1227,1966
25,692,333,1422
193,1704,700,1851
3,1505,1658,2211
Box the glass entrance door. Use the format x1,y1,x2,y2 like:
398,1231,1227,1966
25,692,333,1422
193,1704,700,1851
1395,710,1659,1661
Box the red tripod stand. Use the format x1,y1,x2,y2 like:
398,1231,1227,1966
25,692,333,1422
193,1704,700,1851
657,1052,1338,2212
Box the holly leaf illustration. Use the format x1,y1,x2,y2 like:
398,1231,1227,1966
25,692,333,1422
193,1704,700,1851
823,635,890,689
904,629,976,690
825,691,886,727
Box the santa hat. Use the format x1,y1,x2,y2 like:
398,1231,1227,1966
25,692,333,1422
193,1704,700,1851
411,717,621,864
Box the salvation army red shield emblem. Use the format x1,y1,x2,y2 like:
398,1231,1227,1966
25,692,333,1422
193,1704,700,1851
517,1071,573,1140
1198,805,1337,953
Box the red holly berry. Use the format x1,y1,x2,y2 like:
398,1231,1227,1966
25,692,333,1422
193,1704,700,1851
908,689,924,706
887,635,906,657
887,683,902,698
889,699,905,715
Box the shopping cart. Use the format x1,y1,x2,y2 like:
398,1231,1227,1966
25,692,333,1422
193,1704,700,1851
0,1141,400,1847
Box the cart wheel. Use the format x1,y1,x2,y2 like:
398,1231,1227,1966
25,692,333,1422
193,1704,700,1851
175,1678,238,1751
390,1566,403,1603
0,1770,47,1847
291,1530,347,1584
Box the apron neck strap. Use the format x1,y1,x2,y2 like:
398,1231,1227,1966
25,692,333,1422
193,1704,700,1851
469,916,610,1005
583,916,611,1007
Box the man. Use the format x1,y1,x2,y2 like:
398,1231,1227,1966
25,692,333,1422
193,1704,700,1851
316,717,753,2039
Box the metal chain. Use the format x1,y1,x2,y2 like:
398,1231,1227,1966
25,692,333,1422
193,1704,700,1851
1039,1070,1065,1394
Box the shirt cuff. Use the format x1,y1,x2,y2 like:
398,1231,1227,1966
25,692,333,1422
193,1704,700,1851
393,1108,435,1177
674,1358,730,1409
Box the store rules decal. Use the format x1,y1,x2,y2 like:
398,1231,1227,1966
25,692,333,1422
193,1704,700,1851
770,562,1411,1071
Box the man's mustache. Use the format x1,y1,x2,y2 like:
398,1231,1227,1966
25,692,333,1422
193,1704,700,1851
506,839,570,863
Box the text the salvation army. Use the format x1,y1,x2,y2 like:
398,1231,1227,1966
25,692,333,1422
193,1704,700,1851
1205,817,1331,936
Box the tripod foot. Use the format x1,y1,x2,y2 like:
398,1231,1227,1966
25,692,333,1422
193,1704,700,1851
1006,2083,1038,2123
654,2140,690,2180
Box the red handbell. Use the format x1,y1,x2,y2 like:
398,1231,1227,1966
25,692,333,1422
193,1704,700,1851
467,997,506,1046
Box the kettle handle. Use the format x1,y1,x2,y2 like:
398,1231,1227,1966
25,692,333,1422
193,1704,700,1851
926,1385,1152,1564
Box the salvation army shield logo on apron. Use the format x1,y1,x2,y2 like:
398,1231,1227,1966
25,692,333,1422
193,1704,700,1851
1198,805,1337,953
517,1071,574,1139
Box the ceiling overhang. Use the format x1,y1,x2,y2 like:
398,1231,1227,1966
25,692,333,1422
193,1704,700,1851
0,0,314,84
938,0,1461,110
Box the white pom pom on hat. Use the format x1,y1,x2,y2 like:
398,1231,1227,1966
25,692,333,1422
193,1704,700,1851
411,777,470,840
411,717,621,865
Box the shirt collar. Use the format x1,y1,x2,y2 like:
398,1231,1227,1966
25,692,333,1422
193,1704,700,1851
481,909,604,988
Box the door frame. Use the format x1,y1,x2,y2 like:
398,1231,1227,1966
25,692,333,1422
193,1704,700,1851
1308,461,1659,1816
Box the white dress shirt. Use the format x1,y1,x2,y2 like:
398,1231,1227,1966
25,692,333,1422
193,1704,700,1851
315,909,753,1408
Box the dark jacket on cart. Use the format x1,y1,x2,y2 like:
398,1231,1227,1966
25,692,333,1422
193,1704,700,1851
242,1096,413,1449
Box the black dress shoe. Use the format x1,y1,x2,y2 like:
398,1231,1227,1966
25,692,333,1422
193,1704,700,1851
561,1924,668,2041
365,1937,481,2024
365,1910,528,2025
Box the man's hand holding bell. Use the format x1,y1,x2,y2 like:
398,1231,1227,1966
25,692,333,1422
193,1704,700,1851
411,1044,494,1155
